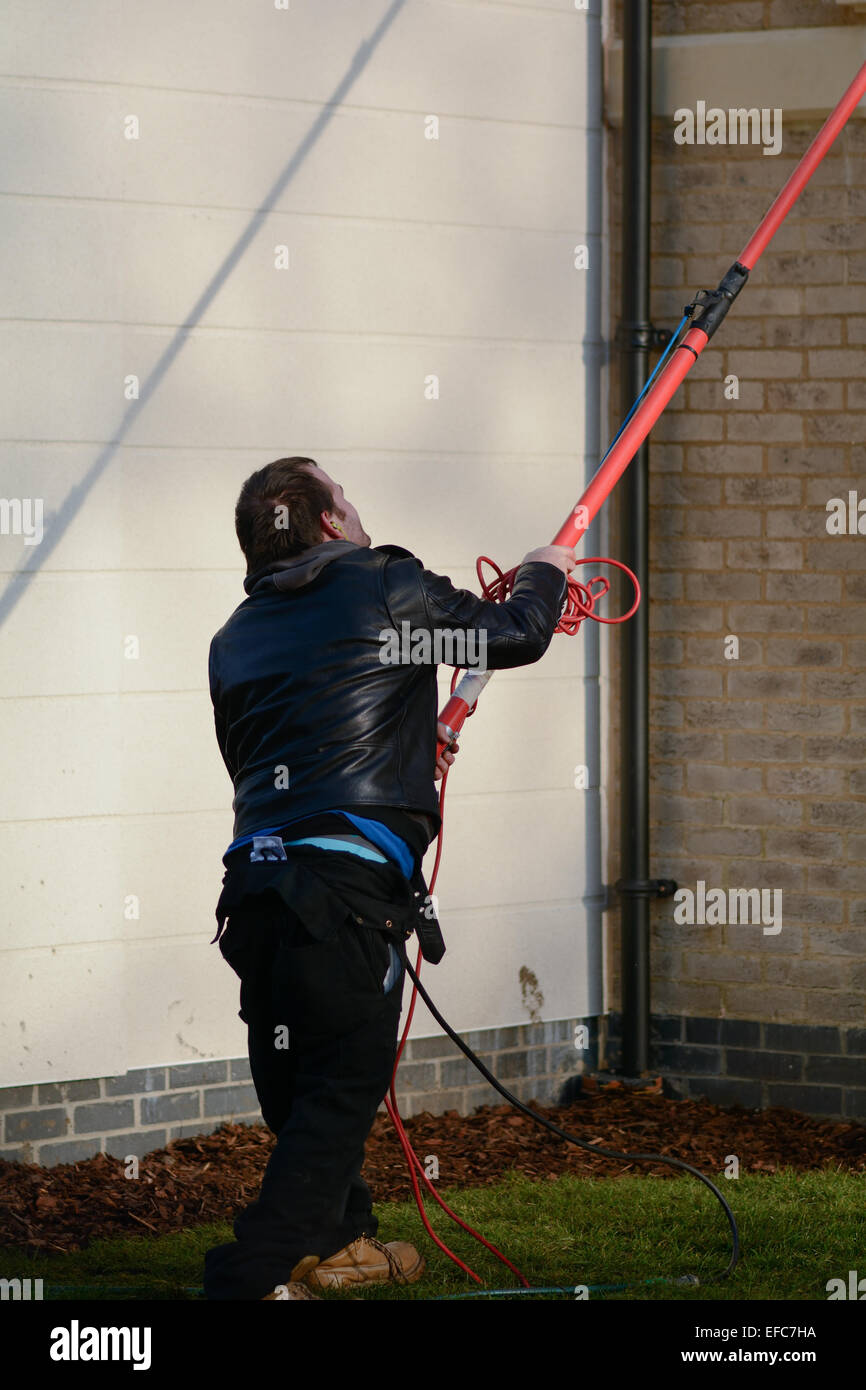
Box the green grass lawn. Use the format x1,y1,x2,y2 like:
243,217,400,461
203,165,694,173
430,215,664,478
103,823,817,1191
2,1168,863,1301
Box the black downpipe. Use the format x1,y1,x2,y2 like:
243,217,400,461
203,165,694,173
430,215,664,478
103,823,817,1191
618,1,652,1076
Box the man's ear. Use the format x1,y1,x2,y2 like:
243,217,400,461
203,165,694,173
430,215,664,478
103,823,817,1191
320,510,345,540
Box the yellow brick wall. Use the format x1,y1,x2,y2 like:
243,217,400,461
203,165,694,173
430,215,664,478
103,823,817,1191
606,0,866,1025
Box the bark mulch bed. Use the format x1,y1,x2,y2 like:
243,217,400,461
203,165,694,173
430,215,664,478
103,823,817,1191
2,1083,864,1253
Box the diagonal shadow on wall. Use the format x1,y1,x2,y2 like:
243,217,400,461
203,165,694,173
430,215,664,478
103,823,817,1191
0,0,408,630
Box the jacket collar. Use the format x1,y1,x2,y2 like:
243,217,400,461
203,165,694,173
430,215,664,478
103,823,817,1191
244,540,359,596
243,541,418,597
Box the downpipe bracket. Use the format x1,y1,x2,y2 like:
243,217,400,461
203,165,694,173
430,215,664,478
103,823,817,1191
613,877,678,902
615,319,674,352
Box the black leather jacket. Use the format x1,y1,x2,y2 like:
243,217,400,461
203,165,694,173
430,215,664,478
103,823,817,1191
208,541,567,845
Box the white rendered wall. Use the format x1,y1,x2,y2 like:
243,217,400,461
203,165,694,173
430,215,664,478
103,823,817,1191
0,0,603,1085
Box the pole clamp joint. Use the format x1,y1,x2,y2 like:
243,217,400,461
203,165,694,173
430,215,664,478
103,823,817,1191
683,261,750,342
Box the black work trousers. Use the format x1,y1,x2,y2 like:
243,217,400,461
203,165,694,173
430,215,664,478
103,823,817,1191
203,848,410,1301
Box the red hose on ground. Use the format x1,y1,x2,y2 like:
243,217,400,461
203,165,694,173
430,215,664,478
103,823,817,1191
386,668,531,1286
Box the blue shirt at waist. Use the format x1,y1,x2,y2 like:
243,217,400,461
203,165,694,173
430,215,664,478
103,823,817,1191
224,809,414,880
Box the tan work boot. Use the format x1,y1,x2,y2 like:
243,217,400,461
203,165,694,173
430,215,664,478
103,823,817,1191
305,1235,424,1290
262,1254,322,1300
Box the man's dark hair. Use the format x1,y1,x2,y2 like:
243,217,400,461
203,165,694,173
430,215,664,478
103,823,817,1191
235,456,336,574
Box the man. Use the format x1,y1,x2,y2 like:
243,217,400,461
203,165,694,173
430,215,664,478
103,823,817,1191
204,456,576,1300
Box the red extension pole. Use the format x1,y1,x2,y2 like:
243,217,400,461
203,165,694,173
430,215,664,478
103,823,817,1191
437,58,866,752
